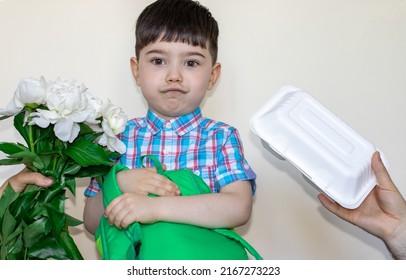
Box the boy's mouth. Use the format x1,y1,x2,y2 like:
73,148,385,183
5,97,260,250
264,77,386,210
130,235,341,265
160,87,187,94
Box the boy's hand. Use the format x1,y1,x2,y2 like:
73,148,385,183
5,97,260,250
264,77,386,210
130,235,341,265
104,193,159,229
108,166,180,229
116,166,180,196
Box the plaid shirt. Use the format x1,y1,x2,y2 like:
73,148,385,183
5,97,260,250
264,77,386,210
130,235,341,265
84,107,256,197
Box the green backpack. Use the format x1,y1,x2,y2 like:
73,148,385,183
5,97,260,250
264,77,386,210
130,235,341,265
95,155,262,260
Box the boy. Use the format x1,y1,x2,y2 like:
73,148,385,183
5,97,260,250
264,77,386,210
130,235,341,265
82,0,256,252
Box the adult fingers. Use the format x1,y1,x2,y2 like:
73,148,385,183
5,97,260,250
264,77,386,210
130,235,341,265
372,151,396,191
318,193,353,222
9,169,53,192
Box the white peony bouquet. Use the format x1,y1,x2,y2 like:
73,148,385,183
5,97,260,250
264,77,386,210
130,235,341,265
0,76,127,259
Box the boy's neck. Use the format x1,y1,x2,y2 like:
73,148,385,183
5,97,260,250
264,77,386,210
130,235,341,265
149,107,201,121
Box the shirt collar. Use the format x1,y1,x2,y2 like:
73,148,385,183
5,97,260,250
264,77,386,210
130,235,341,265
146,108,203,136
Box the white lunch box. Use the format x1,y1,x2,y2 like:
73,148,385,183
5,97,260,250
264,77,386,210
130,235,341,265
250,86,387,209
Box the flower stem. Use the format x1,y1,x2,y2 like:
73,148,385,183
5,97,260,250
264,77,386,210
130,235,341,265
28,124,35,152
27,109,35,153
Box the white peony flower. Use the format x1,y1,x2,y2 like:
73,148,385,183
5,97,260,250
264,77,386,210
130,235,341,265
98,101,127,153
30,77,92,142
84,91,104,125
0,76,47,116
3,75,129,155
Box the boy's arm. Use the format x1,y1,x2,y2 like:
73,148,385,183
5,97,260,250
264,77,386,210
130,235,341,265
83,167,180,235
83,192,104,235
104,180,253,229
159,180,253,228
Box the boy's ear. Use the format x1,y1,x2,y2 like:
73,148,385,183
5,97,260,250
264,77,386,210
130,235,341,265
130,57,140,85
208,62,221,90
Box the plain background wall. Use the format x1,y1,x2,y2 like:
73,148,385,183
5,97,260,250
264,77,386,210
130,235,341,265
1,0,405,260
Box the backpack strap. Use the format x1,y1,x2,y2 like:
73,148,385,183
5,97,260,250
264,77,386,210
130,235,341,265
95,163,142,260
213,228,263,260
140,154,164,174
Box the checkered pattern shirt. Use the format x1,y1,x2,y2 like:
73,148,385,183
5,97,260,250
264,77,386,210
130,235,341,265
84,107,256,197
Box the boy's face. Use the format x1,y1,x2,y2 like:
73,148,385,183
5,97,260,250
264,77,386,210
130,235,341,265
131,40,221,120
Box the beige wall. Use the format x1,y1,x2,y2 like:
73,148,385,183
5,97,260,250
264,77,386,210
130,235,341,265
1,0,405,259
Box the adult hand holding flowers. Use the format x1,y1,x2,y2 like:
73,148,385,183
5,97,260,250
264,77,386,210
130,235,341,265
0,168,53,196
0,76,127,260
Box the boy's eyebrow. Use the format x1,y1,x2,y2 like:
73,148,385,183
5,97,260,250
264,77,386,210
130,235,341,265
184,51,207,58
145,49,207,58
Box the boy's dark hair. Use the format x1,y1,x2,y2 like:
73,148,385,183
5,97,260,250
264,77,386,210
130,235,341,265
135,0,219,64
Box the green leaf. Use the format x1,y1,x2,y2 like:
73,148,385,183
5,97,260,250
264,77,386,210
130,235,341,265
28,236,68,260
3,233,24,260
65,213,83,227
37,154,52,172
8,150,45,170
64,140,114,167
28,227,83,260
34,123,54,140
9,185,40,219
0,142,27,156
74,164,112,178
26,198,63,236
46,203,65,236
63,164,81,175
75,132,103,144
0,158,23,166
9,150,36,159
0,184,19,224
78,122,96,134
63,177,76,196
1,225,24,260
28,202,49,220
13,111,30,147
23,217,48,248
3,223,23,244
59,228,83,260
32,158,45,170
40,184,65,205
1,208,17,243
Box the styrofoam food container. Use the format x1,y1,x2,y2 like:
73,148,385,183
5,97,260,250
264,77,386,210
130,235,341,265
250,86,387,209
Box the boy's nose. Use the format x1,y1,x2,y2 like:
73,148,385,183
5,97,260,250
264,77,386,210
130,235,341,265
166,67,183,83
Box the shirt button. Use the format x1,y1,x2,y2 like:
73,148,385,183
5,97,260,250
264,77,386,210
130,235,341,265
194,170,200,176
164,122,172,129
163,149,168,155
244,164,250,170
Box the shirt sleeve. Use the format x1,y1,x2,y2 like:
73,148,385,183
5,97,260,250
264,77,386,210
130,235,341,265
215,127,257,193
84,177,102,197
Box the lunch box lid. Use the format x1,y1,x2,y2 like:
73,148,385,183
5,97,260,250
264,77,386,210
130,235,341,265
250,86,387,209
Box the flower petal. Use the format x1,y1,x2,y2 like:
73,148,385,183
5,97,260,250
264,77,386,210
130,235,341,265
29,115,50,128
98,134,126,154
0,99,22,116
54,119,77,142
69,123,81,143
113,138,127,154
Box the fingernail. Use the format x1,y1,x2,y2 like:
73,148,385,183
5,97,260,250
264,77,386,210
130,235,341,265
43,178,53,185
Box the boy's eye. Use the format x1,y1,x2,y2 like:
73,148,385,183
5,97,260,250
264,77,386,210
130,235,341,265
185,60,199,67
151,58,164,65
